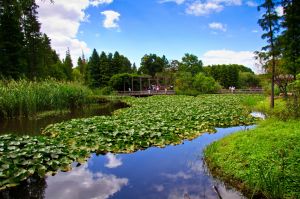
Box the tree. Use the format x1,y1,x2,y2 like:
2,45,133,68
178,54,203,76
88,49,100,87
238,72,261,88
21,0,42,79
193,73,221,94
139,54,166,77
280,0,300,79
132,63,137,73
62,48,73,80
98,51,110,86
206,64,240,88
258,0,281,108
0,0,25,78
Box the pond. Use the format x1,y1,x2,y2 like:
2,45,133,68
0,102,128,136
0,125,254,199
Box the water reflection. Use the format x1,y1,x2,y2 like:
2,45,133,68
105,153,123,169
45,165,128,199
0,102,128,136
1,126,252,199
0,176,46,199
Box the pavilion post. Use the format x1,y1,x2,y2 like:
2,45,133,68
131,76,134,91
139,77,142,92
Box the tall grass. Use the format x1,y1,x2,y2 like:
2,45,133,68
0,79,93,118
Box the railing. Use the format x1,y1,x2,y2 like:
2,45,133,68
218,89,264,94
118,90,175,96
118,89,263,96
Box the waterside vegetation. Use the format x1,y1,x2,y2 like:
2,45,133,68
205,119,300,198
0,79,93,119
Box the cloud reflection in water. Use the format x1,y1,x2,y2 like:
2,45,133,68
105,153,123,169
45,165,128,199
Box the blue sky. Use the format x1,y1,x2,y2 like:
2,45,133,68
37,0,282,72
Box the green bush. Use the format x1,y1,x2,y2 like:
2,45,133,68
175,72,220,95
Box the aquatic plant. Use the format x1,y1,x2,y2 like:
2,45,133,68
0,95,263,190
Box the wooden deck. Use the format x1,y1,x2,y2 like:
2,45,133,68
118,89,264,96
118,90,175,96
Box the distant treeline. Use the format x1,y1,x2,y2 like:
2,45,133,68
0,0,260,95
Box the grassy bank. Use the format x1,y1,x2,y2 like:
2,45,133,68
204,119,300,198
0,79,93,119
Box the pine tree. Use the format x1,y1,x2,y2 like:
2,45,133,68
0,0,25,78
21,0,43,79
258,0,281,108
99,51,110,86
88,49,101,87
63,48,73,80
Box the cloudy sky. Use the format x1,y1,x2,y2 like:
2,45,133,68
36,0,277,72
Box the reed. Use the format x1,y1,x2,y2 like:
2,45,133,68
0,79,92,118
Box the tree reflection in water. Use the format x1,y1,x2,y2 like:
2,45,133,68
0,176,46,199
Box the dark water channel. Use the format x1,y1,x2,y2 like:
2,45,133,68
0,102,128,136
1,126,254,199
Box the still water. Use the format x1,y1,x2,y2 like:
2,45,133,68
1,126,253,199
0,102,128,136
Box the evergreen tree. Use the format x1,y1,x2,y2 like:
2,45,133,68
0,0,25,78
258,0,281,108
63,48,73,80
112,51,121,75
21,0,42,79
99,51,110,86
119,55,131,73
88,49,100,87
132,63,137,73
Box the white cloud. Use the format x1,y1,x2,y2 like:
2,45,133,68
37,0,114,64
90,0,113,7
182,0,242,16
105,153,123,168
37,0,92,63
101,10,121,29
186,1,223,16
246,1,258,7
159,0,186,5
276,6,284,16
202,49,258,73
209,22,227,32
252,30,258,33
46,165,128,199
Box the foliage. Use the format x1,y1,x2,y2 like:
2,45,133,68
175,72,221,95
178,53,203,76
0,79,92,119
205,119,300,198
205,64,241,88
286,73,300,117
0,95,262,189
238,72,261,88
280,0,300,78
193,73,221,94
0,0,62,80
139,54,168,77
